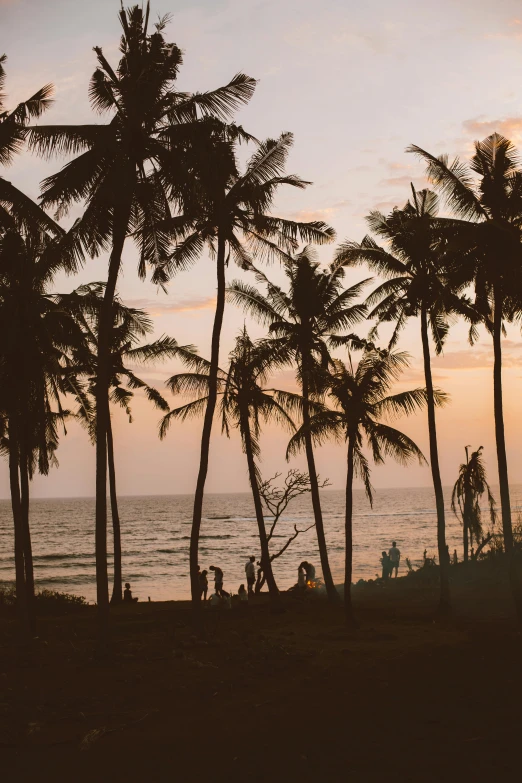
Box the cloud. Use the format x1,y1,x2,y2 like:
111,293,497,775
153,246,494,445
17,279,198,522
285,199,350,224
379,175,428,189
485,18,522,40
432,340,522,370
462,115,522,141
126,296,216,316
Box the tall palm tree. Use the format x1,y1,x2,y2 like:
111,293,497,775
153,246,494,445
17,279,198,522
451,446,497,562
0,231,84,635
160,328,304,610
160,135,335,613
288,349,434,625
27,4,257,641
407,137,522,578
0,54,60,238
334,188,469,613
226,248,366,603
62,283,197,603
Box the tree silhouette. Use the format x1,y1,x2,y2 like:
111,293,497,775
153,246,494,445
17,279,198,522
288,348,436,626
61,282,197,603
160,135,335,615
227,247,366,603
27,3,257,643
408,136,522,584
451,446,497,562
333,187,470,613
0,231,84,635
161,328,304,610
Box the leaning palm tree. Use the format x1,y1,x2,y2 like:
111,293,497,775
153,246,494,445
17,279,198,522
0,54,61,238
227,247,366,603
27,4,257,641
408,136,522,567
62,283,197,603
333,187,469,613
160,137,335,613
451,446,497,562
288,349,436,626
160,328,304,610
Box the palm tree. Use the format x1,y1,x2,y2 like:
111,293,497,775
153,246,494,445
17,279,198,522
27,3,257,641
451,447,497,562
0,231,84,635
226,248,366,603
160,135,335,613
0,54,61,238
407,136,522,560
288,349,434,625
62,283,197,603
334,188,469,613
160,328,304,610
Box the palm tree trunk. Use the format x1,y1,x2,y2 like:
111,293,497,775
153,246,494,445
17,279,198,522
492,286,513,552
240,409,281,611
463,489,470,564
19,435,35,631
301,371,339,604
492,285,522,621
344,436,356,627
190,229,226,620
9,421,29,639
107,417,122,605
95,195,132,648
420,305,450,613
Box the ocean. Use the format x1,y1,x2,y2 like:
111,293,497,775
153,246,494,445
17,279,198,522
0,486,518,602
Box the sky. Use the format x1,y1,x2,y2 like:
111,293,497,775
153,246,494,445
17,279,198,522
2,0,522,497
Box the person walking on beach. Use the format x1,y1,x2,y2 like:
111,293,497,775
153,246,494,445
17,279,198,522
209,565,224,596
381,551,391,580
200,569,209,601
388,542,401,578
245,556,256,595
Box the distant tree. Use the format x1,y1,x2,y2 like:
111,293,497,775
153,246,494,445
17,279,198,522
161,328,305,611
288,348,438,626
227,248,366,604
451,446,497,562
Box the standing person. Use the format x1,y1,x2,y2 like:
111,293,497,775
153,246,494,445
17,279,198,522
388,542,401,578
381,551,391,581
255,560,264,594
200,569,209,601
298,563,307,590
209,565,224,596
245,556,256,595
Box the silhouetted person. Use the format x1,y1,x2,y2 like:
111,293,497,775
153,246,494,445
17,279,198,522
123,582,138,603
388,542,401,578
209,565,224,596
302,561,316,583
381,551,391,580
245,555,256,595
298,563,306,590
200,569,209,601
238,583,248,603
255,560,265,594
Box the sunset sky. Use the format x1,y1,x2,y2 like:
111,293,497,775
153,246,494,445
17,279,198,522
2,0,522,498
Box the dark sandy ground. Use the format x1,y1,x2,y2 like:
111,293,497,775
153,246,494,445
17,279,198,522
1,567,521,783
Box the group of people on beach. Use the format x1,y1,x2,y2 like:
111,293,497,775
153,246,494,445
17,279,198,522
126,544,401,605
197,555,320,604
381,542,401,580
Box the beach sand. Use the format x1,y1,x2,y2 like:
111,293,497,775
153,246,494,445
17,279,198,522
1,568,521,782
